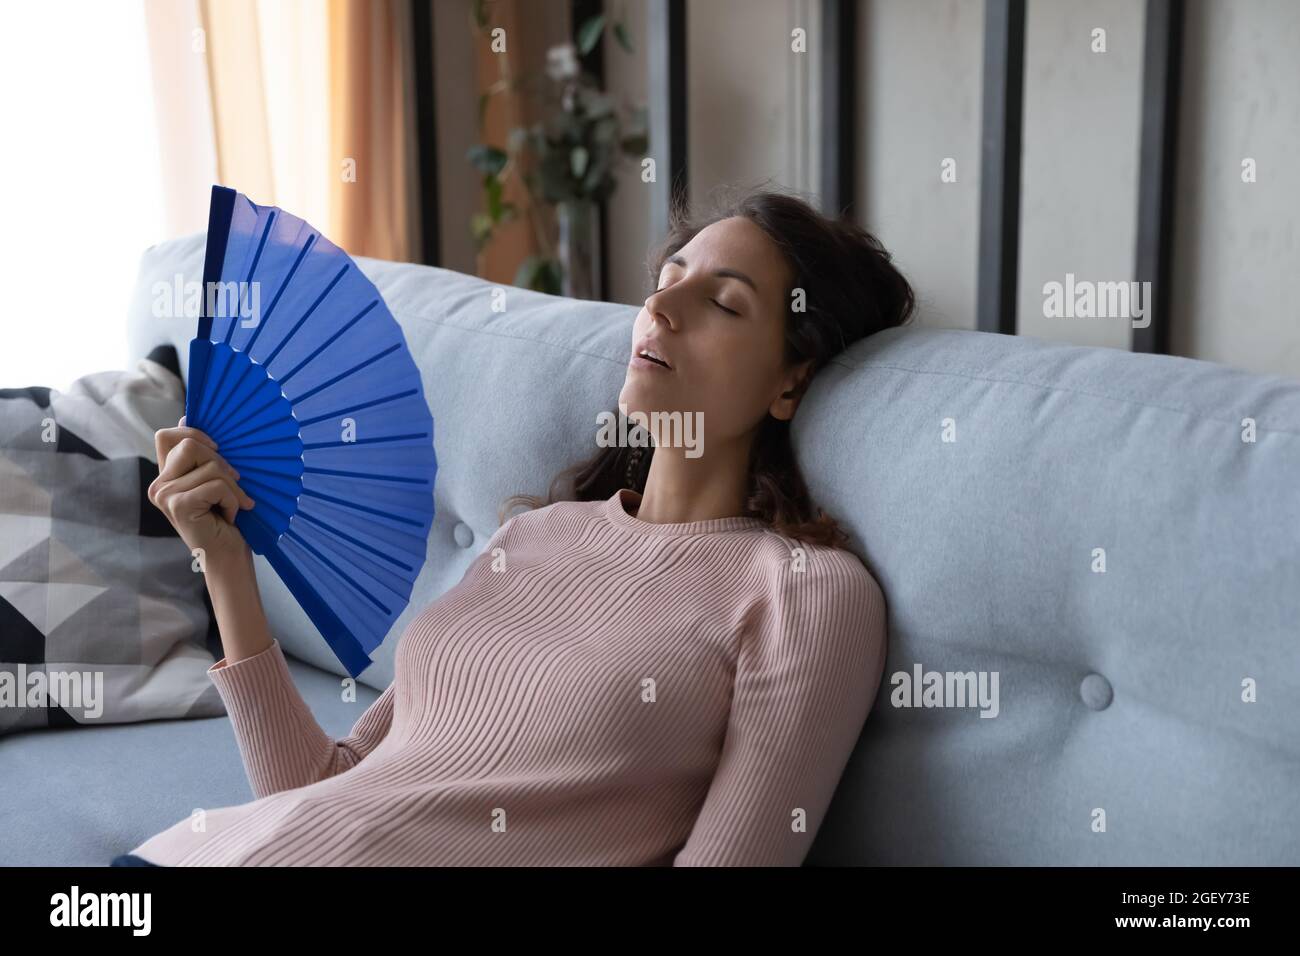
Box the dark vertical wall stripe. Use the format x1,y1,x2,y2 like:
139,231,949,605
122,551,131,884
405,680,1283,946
819,0,857,220
411,0,441,267
977,0,1025,335
1132,0,1185,354
573,0,611,300
648,0,687,254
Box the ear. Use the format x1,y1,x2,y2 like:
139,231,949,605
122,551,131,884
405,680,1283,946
768,359,814,421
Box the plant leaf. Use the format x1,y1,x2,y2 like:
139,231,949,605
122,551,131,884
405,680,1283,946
539,259,563,295
570,146,590,179
467,144,508,176
471,212,494,246
485,176,505,219
613,20,633,54
515,256,542,289
577,14,605,55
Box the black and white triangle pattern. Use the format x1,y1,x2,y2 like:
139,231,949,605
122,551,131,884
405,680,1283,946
0,346,224,735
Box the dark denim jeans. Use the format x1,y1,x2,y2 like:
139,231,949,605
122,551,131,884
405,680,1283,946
111,853,162,867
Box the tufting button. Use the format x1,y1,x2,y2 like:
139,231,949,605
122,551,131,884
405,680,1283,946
452,522,475,549
1080,673,1113,711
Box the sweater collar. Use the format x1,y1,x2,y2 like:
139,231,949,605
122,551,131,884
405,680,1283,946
601,488,768,537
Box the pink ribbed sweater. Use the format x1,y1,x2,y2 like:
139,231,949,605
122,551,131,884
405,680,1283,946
130,488,887,866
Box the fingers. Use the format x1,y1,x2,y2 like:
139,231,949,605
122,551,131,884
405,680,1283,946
155,424,218,473
151,460,254,512
157,436,239,488
172,478,240,527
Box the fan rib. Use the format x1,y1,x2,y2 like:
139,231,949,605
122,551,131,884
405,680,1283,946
224,210,277,345
218,433,302,454
285,529,391,615
303,467,430,485
298,388,419,427
235,478,295,525
243,233,318,355
203,359,262,438
207,392,285,448
300,488,425,528
296,510,414,573
193,350,236,426
197,186,236,342
279,300,379,387
234,463,300,483
302,431,428,451
292,343,400,404
262,265,349,370
236,472,297,502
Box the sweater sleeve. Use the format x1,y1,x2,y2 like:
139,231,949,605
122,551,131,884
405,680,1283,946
206,638,396,800
673,549,888,866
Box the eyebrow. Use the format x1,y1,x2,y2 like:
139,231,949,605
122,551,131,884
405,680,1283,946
664,254,759,294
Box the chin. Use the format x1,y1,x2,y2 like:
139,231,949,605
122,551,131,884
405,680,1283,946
618,382,663,417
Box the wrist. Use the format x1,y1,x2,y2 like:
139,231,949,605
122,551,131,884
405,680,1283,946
202,540,253,578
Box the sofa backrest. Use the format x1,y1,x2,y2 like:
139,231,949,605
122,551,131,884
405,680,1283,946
128,234,1300,865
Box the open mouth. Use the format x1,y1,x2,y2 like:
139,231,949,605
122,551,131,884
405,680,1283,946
635,349,672,369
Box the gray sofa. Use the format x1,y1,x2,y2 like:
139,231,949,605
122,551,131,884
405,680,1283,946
3,232,1297,866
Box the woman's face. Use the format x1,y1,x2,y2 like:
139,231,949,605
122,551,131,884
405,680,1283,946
619,216,808,454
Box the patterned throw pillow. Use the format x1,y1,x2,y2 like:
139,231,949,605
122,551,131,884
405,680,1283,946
0,345,224,735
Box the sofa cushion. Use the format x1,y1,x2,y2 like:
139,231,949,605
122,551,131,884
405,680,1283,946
0,345,225,736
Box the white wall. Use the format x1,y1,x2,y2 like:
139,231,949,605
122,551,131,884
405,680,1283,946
687,0,821,208
606,0,825,304
857,0,984,330
1172,0,1300,378
1017,0,1143,349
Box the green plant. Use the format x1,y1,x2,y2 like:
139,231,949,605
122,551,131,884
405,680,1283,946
467,1,648,294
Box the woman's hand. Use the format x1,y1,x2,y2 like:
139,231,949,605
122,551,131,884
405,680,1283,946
148,416,256,564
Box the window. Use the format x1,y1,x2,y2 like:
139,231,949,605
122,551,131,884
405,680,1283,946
0,1,164,391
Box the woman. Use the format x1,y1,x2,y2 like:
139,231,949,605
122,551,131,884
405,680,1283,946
114,187,915,867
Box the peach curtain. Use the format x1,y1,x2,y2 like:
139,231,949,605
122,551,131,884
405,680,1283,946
144,0,420,261
328,0,420,262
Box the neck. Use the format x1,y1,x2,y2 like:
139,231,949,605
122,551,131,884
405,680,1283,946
632,437,752,524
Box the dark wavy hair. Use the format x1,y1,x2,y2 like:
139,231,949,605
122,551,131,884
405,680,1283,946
500,182,916,548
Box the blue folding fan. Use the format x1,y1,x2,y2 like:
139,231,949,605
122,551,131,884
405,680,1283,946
185,184,436,678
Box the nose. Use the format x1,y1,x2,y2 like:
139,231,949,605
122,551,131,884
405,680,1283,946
643,288,677,331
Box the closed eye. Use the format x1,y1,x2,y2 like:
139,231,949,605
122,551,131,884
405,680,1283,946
654,277,741,316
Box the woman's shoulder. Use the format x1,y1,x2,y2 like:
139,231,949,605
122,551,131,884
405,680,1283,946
746,527,879,576
744,529,885,614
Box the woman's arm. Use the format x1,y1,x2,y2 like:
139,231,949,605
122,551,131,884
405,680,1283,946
207,636,396,800
202,498,395,799
203,534,273,664
673,550,888,866
148,421,396,798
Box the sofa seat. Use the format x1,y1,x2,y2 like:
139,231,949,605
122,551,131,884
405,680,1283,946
0,651,379,866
